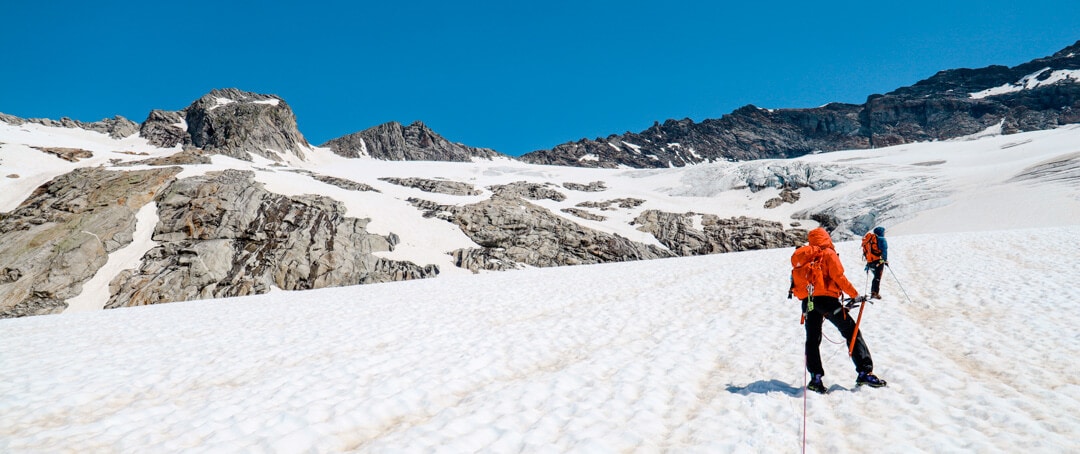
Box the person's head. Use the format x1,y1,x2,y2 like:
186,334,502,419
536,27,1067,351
808,227,834,249
874,226,885,236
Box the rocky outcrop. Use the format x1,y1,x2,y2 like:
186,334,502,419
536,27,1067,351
576,198,646,210
0,113,138,139
563,181,608,192
138,89,311,161
632,210,806,256
488,181,566,201
32,146,94,162
561,208,606,222
105,170,437,308
322,121,504,162
449,248,524,273
379,177,482,196
521,40,1080,168
139,109,188,148
114,148,213,167
0,167,182,318
287,170,380,192
185,89,310,161
764,189,800,208
409,194,674,271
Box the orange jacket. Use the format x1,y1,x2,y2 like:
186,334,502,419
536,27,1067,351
807,228,860,299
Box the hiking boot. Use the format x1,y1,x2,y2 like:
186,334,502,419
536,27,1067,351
807,374,827,394
870,292,882,299
856,371,887,388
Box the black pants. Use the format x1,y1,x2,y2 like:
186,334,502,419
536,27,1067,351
869,261,885,295
802,296,873,376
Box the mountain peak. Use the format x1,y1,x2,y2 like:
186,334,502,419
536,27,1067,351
138,88,309,161
321,121,503,162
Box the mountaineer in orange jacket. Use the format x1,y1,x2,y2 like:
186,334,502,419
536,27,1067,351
800,227,886,393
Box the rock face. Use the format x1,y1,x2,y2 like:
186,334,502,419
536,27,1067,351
105,170,437,308
0,113,138,139
563,181,608,192
139,110,188,148
139,88,311,161
488,182,566,201
379,177,482,196
32,146,94,162
632,210,806,256
0,167,182,318
764,189,801,209
410,194,674,272
101,170,434,308
521,40,1080,168
322,121,504,161
520,105,866,168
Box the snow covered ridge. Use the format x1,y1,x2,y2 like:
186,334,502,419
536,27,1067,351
970,67,1080,99
1,226,1078,451
2,119,1080,317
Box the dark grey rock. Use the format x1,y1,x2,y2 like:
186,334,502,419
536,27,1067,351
561,208,606,222
409,194,674,270
323,120,504,162
183,88,310,161
563,181,608,192
488,181,566,201
139,109,189,148
380,177,482,196
632,210,805,256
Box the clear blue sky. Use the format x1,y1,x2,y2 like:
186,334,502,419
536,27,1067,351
2,1,1078,156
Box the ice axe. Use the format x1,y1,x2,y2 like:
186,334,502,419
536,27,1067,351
845,295,870,357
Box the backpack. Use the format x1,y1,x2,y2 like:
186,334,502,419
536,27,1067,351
862,232,882,262
790,245,826,300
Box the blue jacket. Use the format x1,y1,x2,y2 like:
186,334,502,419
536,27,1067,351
873,226,888,261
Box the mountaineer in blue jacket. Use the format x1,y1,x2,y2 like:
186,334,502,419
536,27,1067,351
862,226,888,299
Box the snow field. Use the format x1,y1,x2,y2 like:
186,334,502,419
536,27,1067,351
2,226,1078,452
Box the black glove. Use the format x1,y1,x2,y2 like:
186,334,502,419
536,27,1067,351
844,295,867,309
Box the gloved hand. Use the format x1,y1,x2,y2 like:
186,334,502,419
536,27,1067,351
879,259,888,266
844,295,867,309
787,290,793,299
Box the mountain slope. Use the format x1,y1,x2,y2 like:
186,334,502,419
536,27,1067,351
520,40,1080,168
2,116,1080,317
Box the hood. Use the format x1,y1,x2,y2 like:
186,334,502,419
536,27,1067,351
874,226,885,236
808,227,835,249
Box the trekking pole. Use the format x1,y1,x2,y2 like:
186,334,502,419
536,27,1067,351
886,264,916,305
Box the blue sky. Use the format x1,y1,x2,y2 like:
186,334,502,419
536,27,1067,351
2,1,1078,156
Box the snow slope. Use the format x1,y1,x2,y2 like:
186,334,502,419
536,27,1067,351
2,119,1080,452
1,227,1079,452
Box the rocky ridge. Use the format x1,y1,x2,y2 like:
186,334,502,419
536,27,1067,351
0,113,139,139
519,40,1080,168
139,88,311,161
409,194,675,272
631,210,806,256
322,121,504,162
105,170,437,308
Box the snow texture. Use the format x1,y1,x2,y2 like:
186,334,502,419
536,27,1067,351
1,118,1080,452
1,228,1078,452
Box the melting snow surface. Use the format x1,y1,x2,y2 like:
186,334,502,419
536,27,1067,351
1,228,1078,451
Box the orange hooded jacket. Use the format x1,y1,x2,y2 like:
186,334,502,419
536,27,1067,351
806,227,860,299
